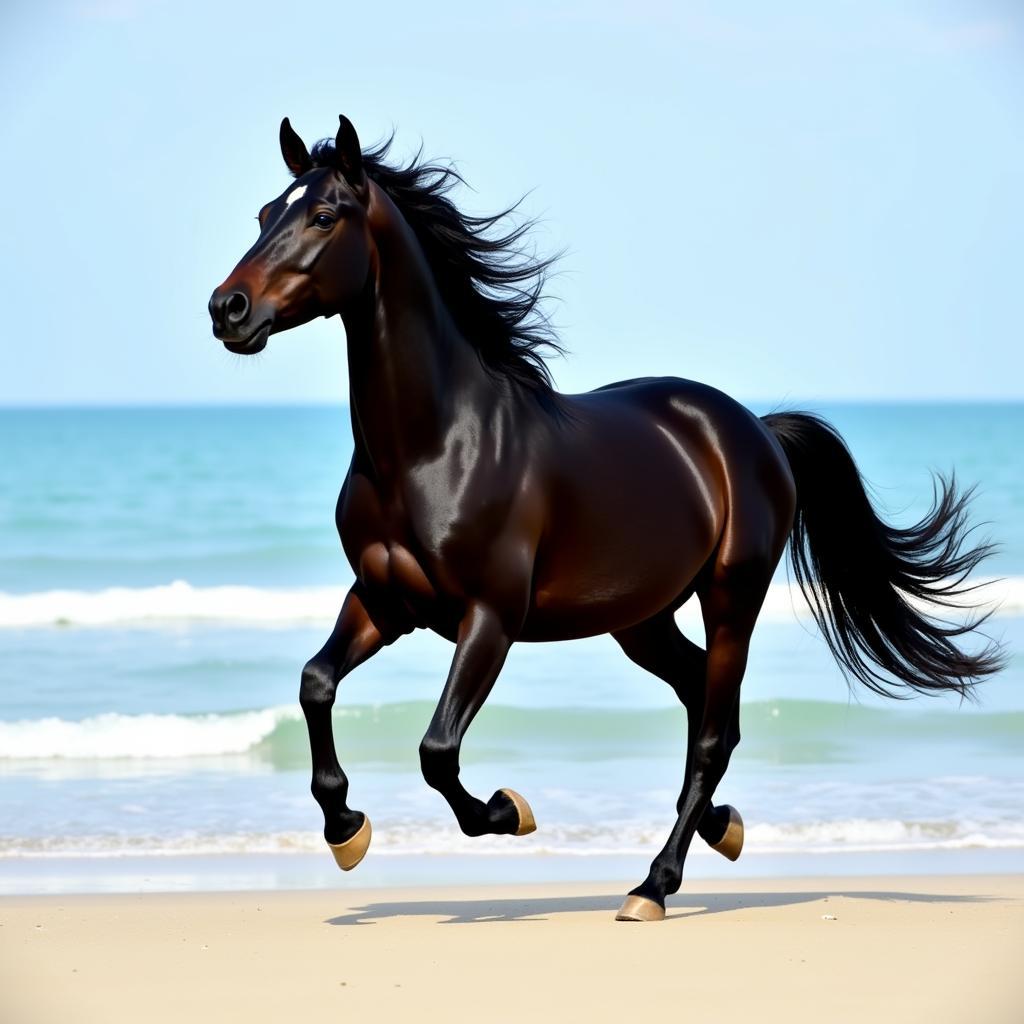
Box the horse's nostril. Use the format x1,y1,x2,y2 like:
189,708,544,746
225,291,250,325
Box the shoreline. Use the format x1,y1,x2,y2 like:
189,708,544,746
2,839,1024,897
3,846,1023,897
2,873,1021,1023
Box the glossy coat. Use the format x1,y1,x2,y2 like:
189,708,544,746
209,117,1001,916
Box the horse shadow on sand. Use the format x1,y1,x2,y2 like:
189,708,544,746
324,888,997,927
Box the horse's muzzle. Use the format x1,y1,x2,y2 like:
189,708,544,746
208,286,272,354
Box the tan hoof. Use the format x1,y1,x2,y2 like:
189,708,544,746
498,788,537,836
327,816,372,871
709,805,744,862
615,895,665,922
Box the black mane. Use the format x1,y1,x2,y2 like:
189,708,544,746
306,137,561,394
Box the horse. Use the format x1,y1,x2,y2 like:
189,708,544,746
209,115,1002,922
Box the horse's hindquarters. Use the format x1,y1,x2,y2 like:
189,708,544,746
522,379,795,643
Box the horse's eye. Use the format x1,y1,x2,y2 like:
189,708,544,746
313,213,335,230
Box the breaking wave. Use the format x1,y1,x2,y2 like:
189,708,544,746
0,577,1019,628
2,700,1021,762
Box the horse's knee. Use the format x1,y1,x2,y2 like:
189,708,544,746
299,659,334,712
419,733,458,791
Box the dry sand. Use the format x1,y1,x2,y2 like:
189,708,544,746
2,874,1021,1023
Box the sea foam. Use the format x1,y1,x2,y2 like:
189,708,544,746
1,816,1022,859
2,699,1020,761
0,577,1020,629
0,580,345,628
0,706,299,759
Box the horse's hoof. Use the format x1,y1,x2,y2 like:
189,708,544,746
327,815,372,871
615,895,665,922
709,805,744,862
498,788,536,836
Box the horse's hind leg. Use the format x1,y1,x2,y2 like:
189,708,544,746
612,613,744,859
616,562,769,922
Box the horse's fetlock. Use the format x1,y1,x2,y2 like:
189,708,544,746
419,735,458,789
311,770,347,801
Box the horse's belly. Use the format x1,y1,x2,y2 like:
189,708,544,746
522,561,704,640
522,497,718,641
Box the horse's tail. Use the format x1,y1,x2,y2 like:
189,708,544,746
761,411,1003,699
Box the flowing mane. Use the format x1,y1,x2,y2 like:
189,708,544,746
305,136,561,394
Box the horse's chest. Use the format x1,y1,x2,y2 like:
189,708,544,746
339,469,480,629
356,539,442,611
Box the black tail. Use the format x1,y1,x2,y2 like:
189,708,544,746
762,411,1003,699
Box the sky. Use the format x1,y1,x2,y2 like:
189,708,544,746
1,0,1021,405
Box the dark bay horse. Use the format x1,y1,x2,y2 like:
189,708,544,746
209,116,1001,921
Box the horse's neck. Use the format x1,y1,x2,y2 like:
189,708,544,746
342,187,491,477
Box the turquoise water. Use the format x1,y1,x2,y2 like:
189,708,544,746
0,404,1021,893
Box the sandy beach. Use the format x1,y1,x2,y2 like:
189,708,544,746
2,873,1020,1023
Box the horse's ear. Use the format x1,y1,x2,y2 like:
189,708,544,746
335,114,366,198
280,117,312,177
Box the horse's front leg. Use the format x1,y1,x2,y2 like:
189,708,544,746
300,583,397,870
419,601,536,838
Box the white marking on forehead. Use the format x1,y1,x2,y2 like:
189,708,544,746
284,185,307,206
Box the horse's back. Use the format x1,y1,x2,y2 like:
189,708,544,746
570,375,789,488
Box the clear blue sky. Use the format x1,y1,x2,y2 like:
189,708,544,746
2,0,1021,405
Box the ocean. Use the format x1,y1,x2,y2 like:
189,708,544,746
0,403,1021,894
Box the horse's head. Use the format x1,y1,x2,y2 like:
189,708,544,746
209,116,372,354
